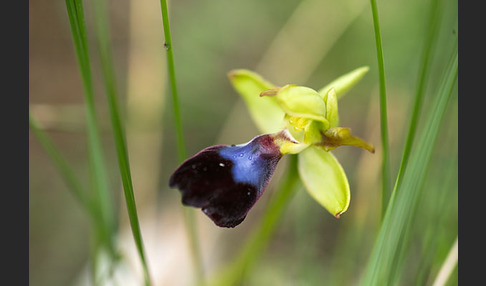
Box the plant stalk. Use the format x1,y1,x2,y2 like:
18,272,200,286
212,156,300,285
158,0,204,284
369,0,391,220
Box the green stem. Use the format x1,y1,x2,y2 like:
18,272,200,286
369,0,391,220
159,0,186,162
158,1,204,284
92,0,152,284
212,156,300,286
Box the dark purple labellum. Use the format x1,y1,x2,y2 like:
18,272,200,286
169,134,282,228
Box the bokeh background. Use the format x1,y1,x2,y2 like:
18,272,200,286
29,0,457,285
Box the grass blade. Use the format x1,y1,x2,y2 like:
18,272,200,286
382,1,448,282
369,0,392,219
158,1,204,284
159,0,186,162
65,0,116,254
361,48,457,285
91,0,152,284
393,0,442,196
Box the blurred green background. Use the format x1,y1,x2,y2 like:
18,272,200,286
29,0,457,285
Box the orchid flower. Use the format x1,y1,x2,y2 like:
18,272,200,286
170,67,374,228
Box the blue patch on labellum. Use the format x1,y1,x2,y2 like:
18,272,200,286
169,134,282,228
219,136,280,191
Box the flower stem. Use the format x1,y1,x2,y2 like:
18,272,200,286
158,1,204,284
159,0,186,162
212,155,300,285
369,0,391,220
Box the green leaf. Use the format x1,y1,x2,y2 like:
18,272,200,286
65,0,116,255
275,85,328,123
298,146,350,218
318,66,369,99
361,48,457,286
93,0,153,283
228,69,285,134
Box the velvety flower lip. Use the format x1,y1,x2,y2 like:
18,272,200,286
169,134,282,228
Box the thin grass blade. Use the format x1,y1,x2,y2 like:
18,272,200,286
383,1,450,282
159,0,186,163
369,0,392,219
65,0,116,258
91,0,152,284
361,48,457,285
158,1,204,284
393,0,443,194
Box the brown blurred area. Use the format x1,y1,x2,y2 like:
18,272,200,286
30,0,89,284
29,0,128,284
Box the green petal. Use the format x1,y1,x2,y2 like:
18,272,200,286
298,146,350,218
323,88,339,127
283,115,324,145
275,85,328,123
228,69,285,134
303,120,325,145
318,66,369,99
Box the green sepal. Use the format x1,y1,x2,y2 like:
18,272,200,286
298,146,350,218
318,66,369,99
228,69,285,134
